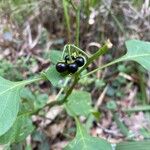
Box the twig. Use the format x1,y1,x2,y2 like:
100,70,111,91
31,42,111,115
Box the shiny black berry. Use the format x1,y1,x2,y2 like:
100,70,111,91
56,62,68,73
68,62,78,73
75,56,85,67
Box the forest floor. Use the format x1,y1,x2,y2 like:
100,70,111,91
0,0,150,149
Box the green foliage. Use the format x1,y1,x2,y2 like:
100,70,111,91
0,77,40,136
0,59,23,80
84,0,101,9
32,130,50,150
89,40,150,76
124,40,150,71
0,77,23,136
0,115,34,144
44,66,64,87
44,50,65,86
20,88,48,115
0,0,149,148
106,101,117,111
132,0,144,9
65,90,92,117
0,0,39,24
49,50,63,64
0,39,150,148
64,118,112,150
116,141,150,150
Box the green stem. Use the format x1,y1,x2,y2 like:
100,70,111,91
122,105,150,113
43,43,111,111
68,44,90,58
31,76,79,115
63,0,71,43
76,41,112,76
61,45,67,59
81,57,124,78
31,42,112,115
76,7,80,46
137,68,148,105
60,76,79,104
56,77,70,100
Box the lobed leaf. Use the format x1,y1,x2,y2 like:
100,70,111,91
85,40,150,77
124,39,150,71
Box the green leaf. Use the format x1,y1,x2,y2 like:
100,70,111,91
64,118,112,150
65,90,92,117
44,66,64,87
106,101,117,111
0,77,22,136
32,130,50,150
83,40,150,77
0,77,40,136
20,88,35,102
124,40,150,71
50,50,62,64
19,88,35,115
0,115,34,144
116,141,150,150
19,88,48,114
34,93,48,109
91,111,101,121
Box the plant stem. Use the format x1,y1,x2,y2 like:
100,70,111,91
78,40,113,77
68,44,90,58
55,77,70,100
31,76,79,115
76,7,80,46
137,67,148,105
66,0,80,45
60,76,79,103
122,105,150,113
31,41,112,115
81,57,123,78
63,0,71,43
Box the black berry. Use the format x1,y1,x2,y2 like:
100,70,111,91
68,62,78,73
56,62,68,73
75,56,85,67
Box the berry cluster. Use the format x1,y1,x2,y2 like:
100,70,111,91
56,55,85,74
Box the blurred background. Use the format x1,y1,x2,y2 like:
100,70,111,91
0,0,150,149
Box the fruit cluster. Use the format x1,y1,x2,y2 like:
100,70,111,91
56,55,85,74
